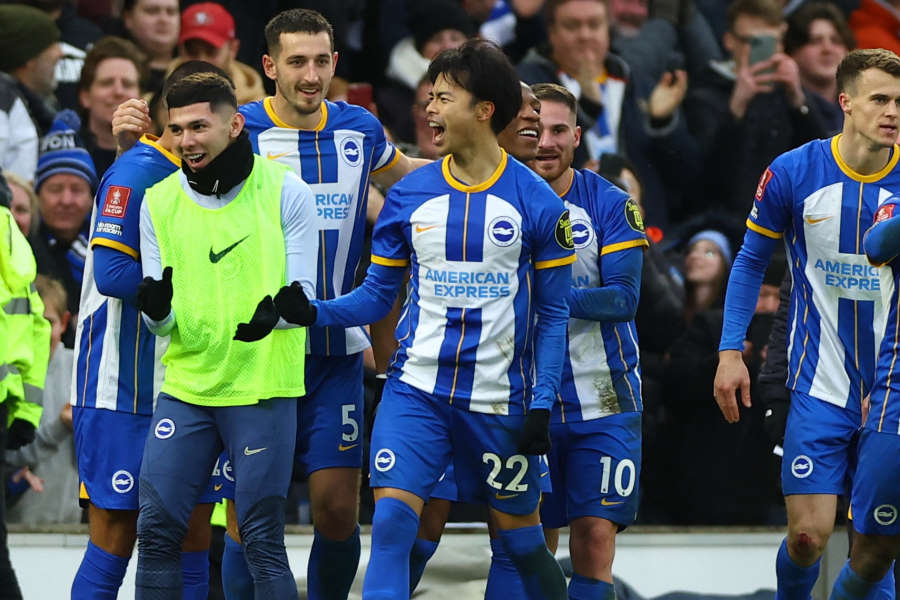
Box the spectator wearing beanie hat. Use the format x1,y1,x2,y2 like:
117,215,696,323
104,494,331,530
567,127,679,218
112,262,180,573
0,4,62,136
172,2,265,105
28,110,97,342
378,0,474,143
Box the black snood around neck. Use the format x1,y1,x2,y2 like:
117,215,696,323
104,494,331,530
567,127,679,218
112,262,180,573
182,130,254,197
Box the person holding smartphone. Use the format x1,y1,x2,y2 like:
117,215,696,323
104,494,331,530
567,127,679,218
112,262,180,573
684,0,832,223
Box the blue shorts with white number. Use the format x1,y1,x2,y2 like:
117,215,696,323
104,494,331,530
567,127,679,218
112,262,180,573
540,412,642,529
295,353,364,476
431,455,552,502
851,428,900,535
204,451,234,503
73,406,147,510
370,378,542,515
781,390,860,496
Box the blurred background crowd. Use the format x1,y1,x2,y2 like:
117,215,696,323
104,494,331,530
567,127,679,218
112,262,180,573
1,0,893,529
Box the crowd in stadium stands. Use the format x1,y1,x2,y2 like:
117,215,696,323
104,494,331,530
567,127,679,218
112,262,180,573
0,0,894,535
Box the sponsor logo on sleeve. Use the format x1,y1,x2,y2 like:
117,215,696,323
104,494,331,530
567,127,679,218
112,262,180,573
755,168,774,201
102,186,131,218
624,198,644,233
555,210,575,250
875,204,896,224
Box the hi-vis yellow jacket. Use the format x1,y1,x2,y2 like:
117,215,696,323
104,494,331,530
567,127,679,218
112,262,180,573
0,206,49,427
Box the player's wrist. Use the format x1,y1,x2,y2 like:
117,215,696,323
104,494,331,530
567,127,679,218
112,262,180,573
718,349,743,361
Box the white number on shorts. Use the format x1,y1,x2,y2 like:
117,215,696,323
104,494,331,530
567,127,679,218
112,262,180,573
341,404,359,443
600,456,636,496
482,452,529,492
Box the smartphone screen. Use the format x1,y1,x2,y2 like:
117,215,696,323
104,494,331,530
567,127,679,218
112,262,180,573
748,34,776,67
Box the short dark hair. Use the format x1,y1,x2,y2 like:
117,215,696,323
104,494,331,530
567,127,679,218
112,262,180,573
162,60,233,101
166,72,237,112
77,36,147,97
836,48,900,94
532,83,577,116
784,2,854,55
726,0,782,31
544,0,605,25
265,9,334,56
426,39,521,134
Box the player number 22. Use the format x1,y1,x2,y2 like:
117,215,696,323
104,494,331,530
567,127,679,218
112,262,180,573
341,404,359,443
600,457,636,496
482,452,529,492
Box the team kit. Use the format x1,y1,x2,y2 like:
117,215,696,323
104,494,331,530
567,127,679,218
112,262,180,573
63,5,900,600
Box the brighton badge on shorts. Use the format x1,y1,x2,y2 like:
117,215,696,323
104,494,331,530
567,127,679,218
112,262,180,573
374,448,396,472
154,418,175,439
111,470,134,494
790,455,813,479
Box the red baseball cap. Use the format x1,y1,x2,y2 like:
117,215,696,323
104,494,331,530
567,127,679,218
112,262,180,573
179,2,235,48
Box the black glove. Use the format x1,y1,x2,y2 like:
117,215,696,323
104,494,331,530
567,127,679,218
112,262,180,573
137,266,173,321
6,419,35,449
517,408,551,455
234,295,279,342
273,281,317,326
763,399,789,447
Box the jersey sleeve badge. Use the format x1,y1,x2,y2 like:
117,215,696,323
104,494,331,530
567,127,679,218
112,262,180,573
102,186,132,219
624,198,645,233
874,203,896,224
555,210,575,250
755,168,774,201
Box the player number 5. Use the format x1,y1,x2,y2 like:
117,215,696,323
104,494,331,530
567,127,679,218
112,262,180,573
341,404,359,443
483,452,529,492
600,457,635,496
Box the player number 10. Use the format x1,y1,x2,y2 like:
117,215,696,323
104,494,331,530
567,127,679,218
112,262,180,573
600,456,636,496
482,452,529,492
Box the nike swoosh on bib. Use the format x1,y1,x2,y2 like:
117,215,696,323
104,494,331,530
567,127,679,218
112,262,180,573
210,235,250,263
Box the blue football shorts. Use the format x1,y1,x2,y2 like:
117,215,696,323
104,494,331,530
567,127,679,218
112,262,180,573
781,390,860,496
540,412,642,529
370,378,543,516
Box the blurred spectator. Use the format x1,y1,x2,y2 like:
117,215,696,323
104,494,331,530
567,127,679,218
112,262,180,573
120,0,179,95
174,3,265,105
685,0,832,221
465,0,548,63
28,110,98,342
3,173,38,237
785,1,854,133
0,73,39,183
0,171,11,208
6,274,79,526
0,4,62,136
682,229,731,323
16,0,105,113
658,230,781,525
849,0,900,56
77,36,145,177
517,0,703,227
378,0,474,144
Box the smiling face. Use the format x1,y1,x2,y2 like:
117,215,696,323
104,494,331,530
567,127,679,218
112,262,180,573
531,99,580,185
496,84,542,161
80,57,141,127
264,31,337,117
841,67,900,149
425,73,487,156
791,19,848,88
38,174,93,241
167,101,243,171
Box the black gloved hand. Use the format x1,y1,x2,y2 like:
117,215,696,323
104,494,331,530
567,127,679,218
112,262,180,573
137,266,173,321
6,419,35,449
517,408,551,455
234,295,279,342
273,281,317,326
763,399,789,447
